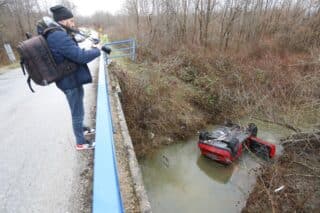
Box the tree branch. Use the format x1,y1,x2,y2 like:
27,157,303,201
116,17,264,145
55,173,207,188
0,0,8,8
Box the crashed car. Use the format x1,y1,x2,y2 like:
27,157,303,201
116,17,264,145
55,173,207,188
198,123,276,164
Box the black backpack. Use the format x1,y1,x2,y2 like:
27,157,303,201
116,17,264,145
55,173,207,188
17,26,78,92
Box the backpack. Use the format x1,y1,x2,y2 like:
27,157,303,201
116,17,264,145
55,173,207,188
17,24,78,92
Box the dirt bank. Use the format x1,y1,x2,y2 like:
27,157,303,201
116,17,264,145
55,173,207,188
109,45,319,158
109,45,320,211
108,63,142,212
110,61,210,157
243,129,320,213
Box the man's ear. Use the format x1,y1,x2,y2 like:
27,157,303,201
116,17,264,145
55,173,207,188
58,20,65,25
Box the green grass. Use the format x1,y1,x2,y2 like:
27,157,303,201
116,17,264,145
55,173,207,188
100,34,109,44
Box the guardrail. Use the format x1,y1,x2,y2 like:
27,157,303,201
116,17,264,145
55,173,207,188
103,38,136,61
92,53,124,213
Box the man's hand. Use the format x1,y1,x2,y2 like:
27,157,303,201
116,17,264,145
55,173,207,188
101,46,112,55
91,43,99,49
91,38,100,45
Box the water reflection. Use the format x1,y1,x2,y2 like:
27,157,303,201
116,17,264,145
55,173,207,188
197,155,235,184
140,118,293,213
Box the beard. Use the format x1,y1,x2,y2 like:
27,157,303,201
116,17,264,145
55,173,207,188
60,23,79,34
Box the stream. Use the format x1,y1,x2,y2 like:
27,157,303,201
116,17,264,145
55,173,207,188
140,118,293,213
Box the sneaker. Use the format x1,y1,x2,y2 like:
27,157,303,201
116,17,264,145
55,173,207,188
76,141,95,150
83,127,95,136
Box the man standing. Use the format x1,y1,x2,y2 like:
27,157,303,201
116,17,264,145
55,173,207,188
47,5,100,150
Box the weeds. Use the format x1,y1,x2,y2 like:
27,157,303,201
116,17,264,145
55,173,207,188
111,62,208,156
111,40,320,156
243,131,320,213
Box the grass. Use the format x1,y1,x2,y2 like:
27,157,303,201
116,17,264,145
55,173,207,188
110,59,210,156
109,42,320,157
105,28,320,157
0,62,20,74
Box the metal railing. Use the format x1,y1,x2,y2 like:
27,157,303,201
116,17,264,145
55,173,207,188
93,39,137,212
104,38,136,61
92,53,124,213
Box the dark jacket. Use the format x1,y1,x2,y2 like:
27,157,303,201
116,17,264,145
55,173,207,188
46,29,100,91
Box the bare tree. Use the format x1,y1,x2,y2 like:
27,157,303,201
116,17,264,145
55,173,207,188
0,0,8,8
125,0,140,33
2,0,320,65
203,0,216,47
59,0,76,11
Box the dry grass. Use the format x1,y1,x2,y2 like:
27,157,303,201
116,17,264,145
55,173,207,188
0,62,20,74
110,62,208,156
243,131,320,213
107,15,320,211
109,39,320,156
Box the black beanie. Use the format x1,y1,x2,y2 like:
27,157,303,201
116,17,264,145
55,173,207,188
50,5,73,22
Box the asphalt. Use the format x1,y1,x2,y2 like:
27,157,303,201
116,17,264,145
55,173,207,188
0,59,99,212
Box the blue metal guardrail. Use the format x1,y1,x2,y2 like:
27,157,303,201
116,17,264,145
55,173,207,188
93,53,124,213
104,38,136,61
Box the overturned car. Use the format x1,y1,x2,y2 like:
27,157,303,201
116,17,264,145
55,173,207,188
198,123,276,164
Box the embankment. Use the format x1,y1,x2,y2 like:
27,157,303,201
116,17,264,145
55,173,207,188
243,130,320,212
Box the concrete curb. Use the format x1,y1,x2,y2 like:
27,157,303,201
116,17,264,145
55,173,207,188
107,62,152,213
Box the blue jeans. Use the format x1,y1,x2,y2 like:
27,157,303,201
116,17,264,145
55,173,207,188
63,86,86,145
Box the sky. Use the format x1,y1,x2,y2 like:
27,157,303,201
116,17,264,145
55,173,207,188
51,0,125,16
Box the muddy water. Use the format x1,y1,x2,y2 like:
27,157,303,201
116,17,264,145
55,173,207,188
140,119,293,213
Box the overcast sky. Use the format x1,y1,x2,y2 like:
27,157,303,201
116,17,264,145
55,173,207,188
50,0,125,16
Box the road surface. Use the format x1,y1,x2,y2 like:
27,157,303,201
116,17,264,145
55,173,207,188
0,59,98,212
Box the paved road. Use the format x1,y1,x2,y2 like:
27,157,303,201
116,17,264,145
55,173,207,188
0,59,98,212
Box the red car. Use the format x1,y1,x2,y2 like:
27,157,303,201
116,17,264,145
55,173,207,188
198,123,276,164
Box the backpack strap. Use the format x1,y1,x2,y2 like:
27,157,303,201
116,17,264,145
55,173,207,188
42,26,62,38
27,76,35,93
20,57,34,92
20,60,26,75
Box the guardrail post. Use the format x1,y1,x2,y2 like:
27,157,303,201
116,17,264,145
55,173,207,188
132,39,136,62
103,39,136,62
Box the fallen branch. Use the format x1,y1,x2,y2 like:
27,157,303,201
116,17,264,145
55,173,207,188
281,131,320,145
292,161,320,173
285,61,320,67
281,138,305,145
290,131,320,140
253,116,301,133
284,174,320,179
